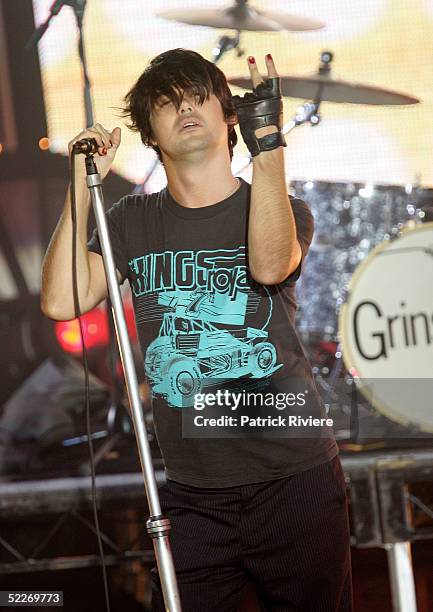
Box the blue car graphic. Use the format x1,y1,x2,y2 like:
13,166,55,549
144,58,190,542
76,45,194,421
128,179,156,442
145,313,282,407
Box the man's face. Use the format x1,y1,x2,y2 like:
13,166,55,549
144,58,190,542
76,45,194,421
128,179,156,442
149,88,235,162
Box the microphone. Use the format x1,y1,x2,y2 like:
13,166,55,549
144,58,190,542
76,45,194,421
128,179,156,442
72,137,98,154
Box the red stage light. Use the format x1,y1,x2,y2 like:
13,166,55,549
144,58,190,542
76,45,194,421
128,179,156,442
54,302,137,354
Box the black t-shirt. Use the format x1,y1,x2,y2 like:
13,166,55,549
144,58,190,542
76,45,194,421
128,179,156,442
88,178,338,487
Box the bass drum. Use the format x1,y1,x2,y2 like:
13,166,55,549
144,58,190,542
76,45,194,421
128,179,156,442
338,222,433,433
290,180,430,340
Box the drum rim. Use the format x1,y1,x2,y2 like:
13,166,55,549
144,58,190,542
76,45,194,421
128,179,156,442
338,221,433,433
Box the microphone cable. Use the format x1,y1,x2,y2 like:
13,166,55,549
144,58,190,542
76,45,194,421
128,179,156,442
70,150,111,612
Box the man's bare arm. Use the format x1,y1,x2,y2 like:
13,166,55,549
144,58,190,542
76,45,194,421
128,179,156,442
235,54,302,285
41,124,121,321
249,146,302,285
41,181,121,320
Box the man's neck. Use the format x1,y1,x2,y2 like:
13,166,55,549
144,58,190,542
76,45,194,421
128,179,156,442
163,149,239,209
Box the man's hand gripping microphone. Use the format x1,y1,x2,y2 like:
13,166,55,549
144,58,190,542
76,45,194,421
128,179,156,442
72,137,98,155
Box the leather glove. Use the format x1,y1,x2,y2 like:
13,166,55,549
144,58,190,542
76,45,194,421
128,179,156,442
232,77,286,157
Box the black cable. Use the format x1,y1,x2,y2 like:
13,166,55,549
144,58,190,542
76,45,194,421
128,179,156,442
70,152,111,612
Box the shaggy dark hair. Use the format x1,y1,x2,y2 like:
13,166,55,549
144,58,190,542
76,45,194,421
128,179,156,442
121,48,238,162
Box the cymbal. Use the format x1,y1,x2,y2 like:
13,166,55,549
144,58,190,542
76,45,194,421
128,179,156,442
229,75,420,105
155,7,325,32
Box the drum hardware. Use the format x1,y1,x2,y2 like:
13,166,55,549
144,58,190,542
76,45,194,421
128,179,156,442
156,1,325,34
231,45,419,105
343,448,433,612
339,222,433,434
264,72,417,106
230,50,420,173
230,47,420,116
212,31,245,64
293,181,429,339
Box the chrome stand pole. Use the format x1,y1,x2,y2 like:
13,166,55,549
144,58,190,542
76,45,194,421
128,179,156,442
85,157,181,611
385,542,418,612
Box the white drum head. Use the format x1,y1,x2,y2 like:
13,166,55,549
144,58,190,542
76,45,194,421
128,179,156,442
339,223,433,433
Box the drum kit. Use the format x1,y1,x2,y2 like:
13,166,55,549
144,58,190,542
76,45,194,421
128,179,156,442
156,1,433,440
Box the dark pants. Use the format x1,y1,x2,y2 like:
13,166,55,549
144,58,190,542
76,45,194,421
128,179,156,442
151,455,353,612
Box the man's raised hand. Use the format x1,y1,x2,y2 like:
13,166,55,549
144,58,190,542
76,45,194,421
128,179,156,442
232,54,286,157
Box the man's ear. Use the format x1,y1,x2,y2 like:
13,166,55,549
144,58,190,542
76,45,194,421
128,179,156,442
227,114,238,128
148,118,158,146
147,130,158,147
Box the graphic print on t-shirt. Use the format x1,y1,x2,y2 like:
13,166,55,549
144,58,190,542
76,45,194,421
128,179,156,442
128,246,283,408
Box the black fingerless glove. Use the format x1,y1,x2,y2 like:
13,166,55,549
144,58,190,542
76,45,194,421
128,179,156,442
232,77,286,157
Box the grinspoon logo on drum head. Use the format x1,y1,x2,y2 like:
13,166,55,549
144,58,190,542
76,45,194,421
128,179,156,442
340,227,433,435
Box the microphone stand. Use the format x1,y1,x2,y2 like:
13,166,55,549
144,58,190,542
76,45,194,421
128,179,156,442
68,1,131,448
28,4,182,609
84,154,181,611
26,0,74,50
27,1,93,126
71,0,94,127
32,0,127,461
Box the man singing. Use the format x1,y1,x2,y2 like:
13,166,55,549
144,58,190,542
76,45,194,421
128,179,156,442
41,48,353,611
